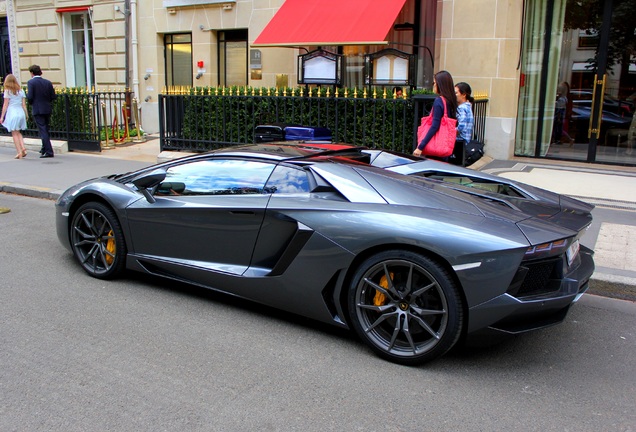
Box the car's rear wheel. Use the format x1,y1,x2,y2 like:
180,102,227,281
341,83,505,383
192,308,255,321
348,250,464,366
70,202,126,279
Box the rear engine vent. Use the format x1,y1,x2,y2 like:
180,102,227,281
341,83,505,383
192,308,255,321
507,257,562,298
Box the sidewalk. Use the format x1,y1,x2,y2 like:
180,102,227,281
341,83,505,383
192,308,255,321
1,137,635,301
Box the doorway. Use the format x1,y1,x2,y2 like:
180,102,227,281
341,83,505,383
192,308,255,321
0,20,12,81
516,0,636,166
218,29,248,87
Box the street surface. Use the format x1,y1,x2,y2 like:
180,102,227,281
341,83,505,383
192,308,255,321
1,193,635,431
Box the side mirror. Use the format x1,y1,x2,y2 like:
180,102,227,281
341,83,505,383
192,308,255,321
132,168,167,203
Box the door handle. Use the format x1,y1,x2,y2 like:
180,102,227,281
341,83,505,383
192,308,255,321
588,74,606,139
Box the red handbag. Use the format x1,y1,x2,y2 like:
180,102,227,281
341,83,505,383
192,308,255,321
417,96,457,157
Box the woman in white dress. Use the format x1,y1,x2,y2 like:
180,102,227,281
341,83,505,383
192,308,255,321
1,74,28,159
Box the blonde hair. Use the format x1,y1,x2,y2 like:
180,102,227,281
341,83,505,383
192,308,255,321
3,74,22,95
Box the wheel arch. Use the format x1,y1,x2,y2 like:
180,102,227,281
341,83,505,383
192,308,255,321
68,193,114,225
337,243,469,333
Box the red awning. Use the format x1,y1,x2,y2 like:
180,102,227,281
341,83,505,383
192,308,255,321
253,0,408,47
56,6,90,13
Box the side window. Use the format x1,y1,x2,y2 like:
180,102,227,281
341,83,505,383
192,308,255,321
265,165,310,194
156,159,275,196
165,33,193,87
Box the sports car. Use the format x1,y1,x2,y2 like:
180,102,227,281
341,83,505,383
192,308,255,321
56,144,594,365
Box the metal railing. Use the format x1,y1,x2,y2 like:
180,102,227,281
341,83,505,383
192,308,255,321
160,87,418,153
473,96,488,143
2,86,487,156
0,88,139,152
159,87,488,154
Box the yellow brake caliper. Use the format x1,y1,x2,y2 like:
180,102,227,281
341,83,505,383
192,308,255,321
373,273,394,306
105,230,116,265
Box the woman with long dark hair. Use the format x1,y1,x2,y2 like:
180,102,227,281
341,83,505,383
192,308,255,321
413,70,458,157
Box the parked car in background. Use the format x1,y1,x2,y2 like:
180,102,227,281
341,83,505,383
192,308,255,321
569,105,633,145
570,90,634,117
56,144,594,366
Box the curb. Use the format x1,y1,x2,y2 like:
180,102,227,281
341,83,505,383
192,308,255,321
0,182,62,201
0,136,68,154
588,274,636,302
466,155,494,171
157,150,196,163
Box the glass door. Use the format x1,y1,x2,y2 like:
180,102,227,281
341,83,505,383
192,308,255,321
218,30,248,87
549,0,635,165
70,14,94,88
62,12,95,88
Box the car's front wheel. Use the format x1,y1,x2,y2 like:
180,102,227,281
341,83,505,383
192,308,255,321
70,202,126,279
348,250,464,366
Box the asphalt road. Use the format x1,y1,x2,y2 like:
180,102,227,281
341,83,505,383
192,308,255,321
1,193,635,432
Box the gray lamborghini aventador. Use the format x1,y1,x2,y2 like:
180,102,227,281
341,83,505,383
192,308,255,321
56,144,594,365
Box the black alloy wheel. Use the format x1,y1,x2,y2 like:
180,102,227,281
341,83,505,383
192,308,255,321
70,202,126,279
348,250,464,366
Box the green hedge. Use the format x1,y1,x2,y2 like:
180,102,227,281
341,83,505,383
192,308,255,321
174,86,435,151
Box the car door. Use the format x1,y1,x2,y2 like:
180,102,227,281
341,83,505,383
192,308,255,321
125,158,275,275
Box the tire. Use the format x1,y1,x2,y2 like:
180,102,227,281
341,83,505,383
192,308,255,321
347,250,464,366
70,202,127,279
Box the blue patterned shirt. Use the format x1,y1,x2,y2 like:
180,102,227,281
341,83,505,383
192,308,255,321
456,102,474,143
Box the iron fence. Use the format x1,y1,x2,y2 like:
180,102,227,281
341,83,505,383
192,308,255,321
0,89,139,152
2,86,487,156
160,87,488,154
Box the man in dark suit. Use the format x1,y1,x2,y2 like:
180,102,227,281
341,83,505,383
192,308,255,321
27,64,57,158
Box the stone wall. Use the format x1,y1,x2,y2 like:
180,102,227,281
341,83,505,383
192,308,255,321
437,0,523,160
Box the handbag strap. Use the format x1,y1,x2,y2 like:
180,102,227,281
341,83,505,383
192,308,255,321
439,96,448,118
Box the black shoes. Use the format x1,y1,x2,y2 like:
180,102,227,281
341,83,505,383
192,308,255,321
40,154,54,158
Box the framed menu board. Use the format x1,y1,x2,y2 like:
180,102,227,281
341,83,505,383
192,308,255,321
298,49,344,85
365,48,416,87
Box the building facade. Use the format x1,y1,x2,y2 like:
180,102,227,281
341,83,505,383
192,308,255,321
1,0,634,166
